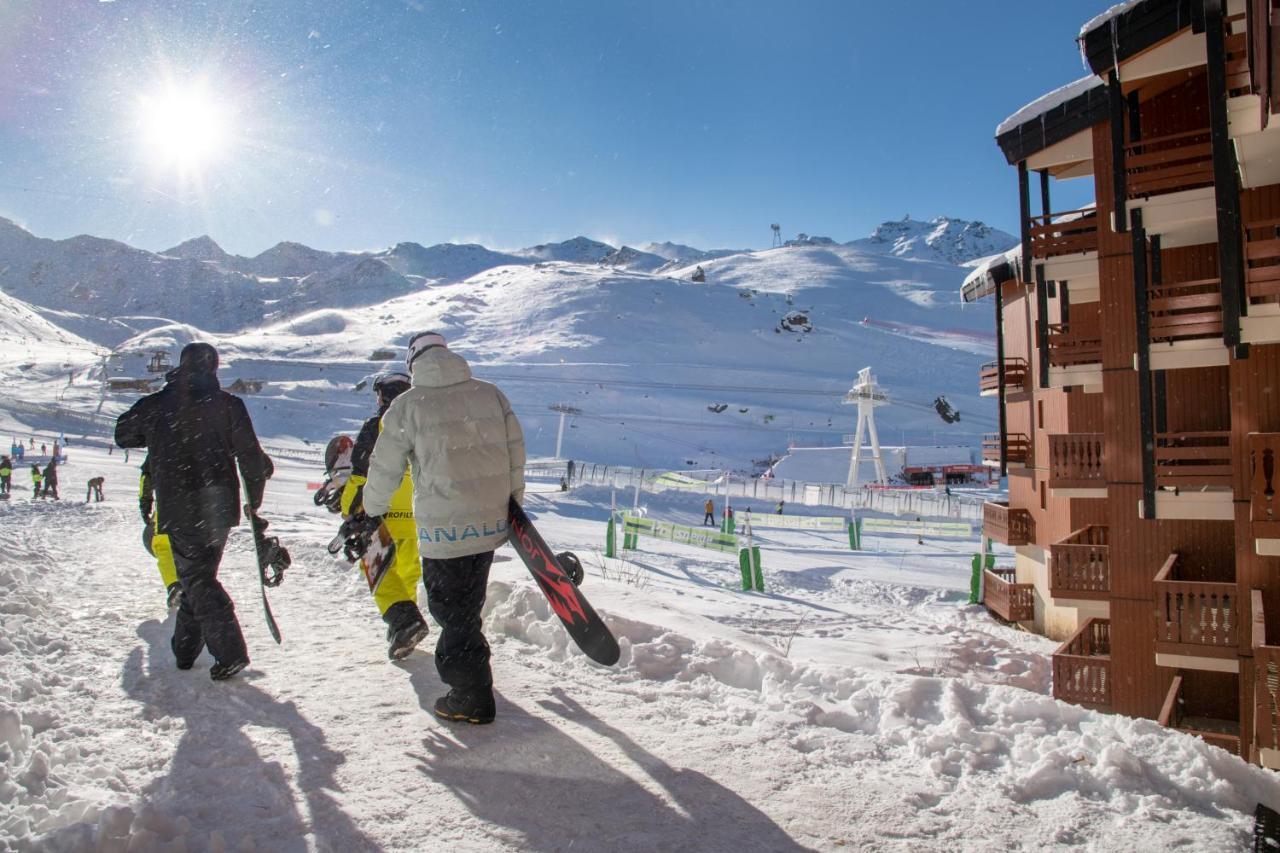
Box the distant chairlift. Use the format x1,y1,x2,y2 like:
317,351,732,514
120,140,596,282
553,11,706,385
145,350,171,374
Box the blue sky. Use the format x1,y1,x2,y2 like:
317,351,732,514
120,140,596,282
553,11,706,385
0,0,1101,256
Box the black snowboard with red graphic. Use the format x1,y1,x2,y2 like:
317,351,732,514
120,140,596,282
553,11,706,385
507,497,620,666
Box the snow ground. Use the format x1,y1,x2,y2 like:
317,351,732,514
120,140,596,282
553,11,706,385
3,442,1279,852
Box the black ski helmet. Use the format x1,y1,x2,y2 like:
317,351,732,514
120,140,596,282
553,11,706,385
373,371,411,404
178,341,219,375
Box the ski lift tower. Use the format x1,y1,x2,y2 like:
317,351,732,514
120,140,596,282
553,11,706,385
770,223,782,248
549,404,582,459
842,367,889,489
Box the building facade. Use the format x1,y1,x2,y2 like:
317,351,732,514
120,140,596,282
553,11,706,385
964,0,1280,765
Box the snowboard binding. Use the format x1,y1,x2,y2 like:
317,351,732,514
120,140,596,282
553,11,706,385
336,512,381,563
249,511,291,587
556,551,584,586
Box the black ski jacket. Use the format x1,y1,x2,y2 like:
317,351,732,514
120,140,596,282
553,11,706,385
114,368,271,533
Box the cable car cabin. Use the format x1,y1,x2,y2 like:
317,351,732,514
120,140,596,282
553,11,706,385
145,351,171,374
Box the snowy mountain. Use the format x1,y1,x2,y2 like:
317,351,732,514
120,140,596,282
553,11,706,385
516,236,615,264
848,216,1017,265
373,241,529,283
599,245,667,273
160,235,233,263
642,241,742,266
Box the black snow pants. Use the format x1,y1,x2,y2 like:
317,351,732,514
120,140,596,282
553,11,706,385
170,527,248,667
423,551,494,692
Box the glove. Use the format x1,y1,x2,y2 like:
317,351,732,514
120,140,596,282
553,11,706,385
341,511,383,563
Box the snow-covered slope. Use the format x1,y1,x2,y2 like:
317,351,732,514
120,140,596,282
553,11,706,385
599,245,668,273
848,216,1017,265
374,241,530,283
643,241,741,266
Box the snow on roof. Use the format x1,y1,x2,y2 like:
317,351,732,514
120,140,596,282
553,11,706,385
960,245,1021,303
995,75,1102,138
1079,0,1146,40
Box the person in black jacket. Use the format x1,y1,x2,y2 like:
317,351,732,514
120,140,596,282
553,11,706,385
41,457,59,500
115,342,273,681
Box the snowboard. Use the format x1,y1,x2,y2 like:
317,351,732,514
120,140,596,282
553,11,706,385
329,514,397,594
313,434,354,513
245,505,290,644
507,497,619,666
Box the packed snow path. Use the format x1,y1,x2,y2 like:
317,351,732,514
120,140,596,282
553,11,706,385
3,448,1279,851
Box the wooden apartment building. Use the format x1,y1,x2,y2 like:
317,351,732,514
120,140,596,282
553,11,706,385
961,0,1280,764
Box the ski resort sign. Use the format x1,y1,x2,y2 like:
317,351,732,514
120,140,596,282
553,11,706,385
622,515,739,553
744,514,846,532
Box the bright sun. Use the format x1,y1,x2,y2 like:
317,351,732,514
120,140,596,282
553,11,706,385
137,82,233,173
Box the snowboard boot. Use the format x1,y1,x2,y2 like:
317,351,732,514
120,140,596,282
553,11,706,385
209,659,249,681
434,688,496,725
384,601,429,661
171,635,196,671
166,582,184,611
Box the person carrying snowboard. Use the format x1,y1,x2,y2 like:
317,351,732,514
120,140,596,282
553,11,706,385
139,456,182,609
86,476,105,503
0,455,11,497
703,498,715,526
115,342,273,681
30,463,42,499
41,457,59,500
361,331,525,725
340,371,429,659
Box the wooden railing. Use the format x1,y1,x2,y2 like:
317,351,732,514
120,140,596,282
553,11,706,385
1048,433,1104,489
1159,675,1242,755
978,357,1028,395
1245,218,1280,309
1154,553,1237,652
1253,590,1280,761
982,433,1031,466
983,568,1035,622
1250,433,1280,541
1053,617,1111,710
1154,431,1233,490
1028,209,1099,259
1148,277,1224,345
983,500,1033,547
1124,127,1214,200
1045,323,1103,367
1050,526,1110,600
1225,12,1251,98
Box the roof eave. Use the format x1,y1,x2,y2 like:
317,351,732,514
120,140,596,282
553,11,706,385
995,85,1110,165
1080,0,1202,77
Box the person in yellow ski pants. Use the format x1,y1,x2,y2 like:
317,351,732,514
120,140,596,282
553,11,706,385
341,372,427,659
139,456,182,609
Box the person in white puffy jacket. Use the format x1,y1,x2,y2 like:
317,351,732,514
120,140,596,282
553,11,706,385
362,331,525,724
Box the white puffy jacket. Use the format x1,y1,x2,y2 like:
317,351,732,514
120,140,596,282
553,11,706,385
362,347,525,559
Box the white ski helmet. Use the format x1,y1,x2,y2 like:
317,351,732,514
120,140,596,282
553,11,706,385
405,331,447,370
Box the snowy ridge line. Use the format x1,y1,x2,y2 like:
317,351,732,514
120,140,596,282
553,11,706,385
551,459,984,521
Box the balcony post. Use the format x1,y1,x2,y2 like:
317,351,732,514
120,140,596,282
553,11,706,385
1205,0,1248,352
1133,208,1156,519
1108,72,1127,233
995,283,1008,477
1040,169,1051,222
1019,160,1032,282
1036,263,1051,389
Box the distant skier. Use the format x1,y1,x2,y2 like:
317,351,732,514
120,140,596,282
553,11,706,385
703,498,715,526
139,456,182,609
776,500,784,514
86,476,105,503
361,331,525,725
115,342,273,681
30,463,42,499
0,455,10,497
41,457,59,500
340,371,429,660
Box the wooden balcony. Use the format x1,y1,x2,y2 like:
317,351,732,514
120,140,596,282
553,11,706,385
1045,322,1103,368
1250,433,1280,555
1246,218,1280,311
1053,618,1111,711
1124,127,1214,200
1158,675,1242,756
1252,590,1280,768
1148,277,1223,346
983,500,1033,547
1048,433,1104,490
982,433,1031,467
983,568,1034,623
1049,526,1110,601
978,357,1028,397
1028,209,1098,260
1154,431,1233,491
1154,553,1238,669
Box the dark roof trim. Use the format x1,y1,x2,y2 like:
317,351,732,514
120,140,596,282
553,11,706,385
1080,0,1202,78
995,82,1110,165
